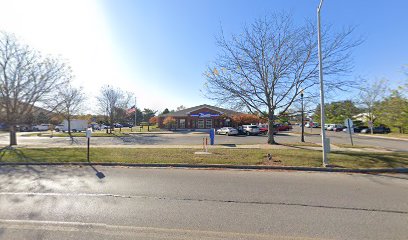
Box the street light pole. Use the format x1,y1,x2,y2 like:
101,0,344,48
134,97,137,127
317,0,329,166
301,90,305,142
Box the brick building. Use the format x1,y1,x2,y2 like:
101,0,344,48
158,104,241,129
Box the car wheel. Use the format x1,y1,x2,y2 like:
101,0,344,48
246,132,250,136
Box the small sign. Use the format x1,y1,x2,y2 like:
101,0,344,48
368,121,373,128
86,128,92,138
344,118,354,146
344,118,353,128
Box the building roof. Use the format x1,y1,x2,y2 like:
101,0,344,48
160,104,242,117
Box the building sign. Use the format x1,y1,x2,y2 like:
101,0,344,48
190,112,220,118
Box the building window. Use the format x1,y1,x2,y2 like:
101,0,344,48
198,119,204,128
179,119,185,128
205,119,212,128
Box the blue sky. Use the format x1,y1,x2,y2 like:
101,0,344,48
1,0,407,112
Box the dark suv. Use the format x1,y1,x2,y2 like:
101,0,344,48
361,126,391,134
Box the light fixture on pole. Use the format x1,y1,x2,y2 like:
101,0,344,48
300,89,305,143
317,0,329,166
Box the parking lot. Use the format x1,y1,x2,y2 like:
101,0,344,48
1,127,406,151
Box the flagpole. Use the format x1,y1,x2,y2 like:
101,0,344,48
134,97,137,127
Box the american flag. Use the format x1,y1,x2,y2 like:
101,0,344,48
126,106,136,115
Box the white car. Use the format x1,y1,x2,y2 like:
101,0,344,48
305,122,319,128
216,127,238,136
32,124,51,131
241,125,260,135
326,124,342,131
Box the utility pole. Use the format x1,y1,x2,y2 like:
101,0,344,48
134,97,137,127
301,90,305,142
317,0,329,167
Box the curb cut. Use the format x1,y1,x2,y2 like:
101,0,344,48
1,162,407,173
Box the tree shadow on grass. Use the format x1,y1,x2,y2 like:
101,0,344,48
0,146,33,162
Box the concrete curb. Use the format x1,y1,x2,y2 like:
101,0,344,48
1,162,407,173
356,134,408,142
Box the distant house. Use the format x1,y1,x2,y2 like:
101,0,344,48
158,104,241,129
353,113,371,122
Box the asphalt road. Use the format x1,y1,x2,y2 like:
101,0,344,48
0,166,407,239
0,129,406,151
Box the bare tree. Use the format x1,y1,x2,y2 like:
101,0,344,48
204,13,361,144
96,85,132,134
0,32,71,145
51,85,86,137
176,105,186,111
358,78,388,134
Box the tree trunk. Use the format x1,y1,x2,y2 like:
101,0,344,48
267,111,276,144
9,125,17,146
67,118,72,138
109,116,113,134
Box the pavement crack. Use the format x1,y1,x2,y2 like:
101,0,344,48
1,191,407,215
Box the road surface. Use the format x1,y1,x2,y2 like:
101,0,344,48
0,166,407,239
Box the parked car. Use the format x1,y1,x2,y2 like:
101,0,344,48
16,125,32,132
274,124,291,131
354,126,368,133
326,124,343,131
216,127,238,136
259,127,268,135
121,123,133,128
305,122,319,128
258,126,277,135
91,124,101,131
361,126,390,134
32,124,51,131
333,126,345,132
343,126,367,133
54,124,64,132
241,125,260,136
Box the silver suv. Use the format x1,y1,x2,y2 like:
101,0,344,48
242,125,260,136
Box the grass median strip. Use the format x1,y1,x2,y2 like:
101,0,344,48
1,148,407,169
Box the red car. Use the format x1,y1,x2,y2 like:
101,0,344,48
274,124,291,131
259,127,278,135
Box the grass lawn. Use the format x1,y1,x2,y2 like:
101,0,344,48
1,147,407,169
